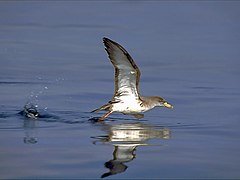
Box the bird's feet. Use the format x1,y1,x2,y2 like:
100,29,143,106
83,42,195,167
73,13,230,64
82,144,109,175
89,111,113,123
98,111,113,121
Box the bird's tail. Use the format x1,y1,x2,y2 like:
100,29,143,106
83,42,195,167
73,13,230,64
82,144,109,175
91,103,111,113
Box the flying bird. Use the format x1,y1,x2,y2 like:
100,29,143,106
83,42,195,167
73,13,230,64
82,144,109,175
92,37,173,121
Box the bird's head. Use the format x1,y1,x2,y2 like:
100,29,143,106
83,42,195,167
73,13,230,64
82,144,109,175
154,96,174,109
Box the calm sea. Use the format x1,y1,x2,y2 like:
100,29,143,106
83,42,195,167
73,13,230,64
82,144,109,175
0,1,240,179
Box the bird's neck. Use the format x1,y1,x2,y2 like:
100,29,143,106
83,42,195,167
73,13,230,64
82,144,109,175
140,96,159,108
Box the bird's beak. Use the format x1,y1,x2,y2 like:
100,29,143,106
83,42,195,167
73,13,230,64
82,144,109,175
163,102,174,109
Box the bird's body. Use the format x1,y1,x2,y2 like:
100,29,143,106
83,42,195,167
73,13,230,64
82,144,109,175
92,37,173,121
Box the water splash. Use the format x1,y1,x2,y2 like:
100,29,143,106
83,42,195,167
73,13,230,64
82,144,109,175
27,83,49,111
21,102,39,119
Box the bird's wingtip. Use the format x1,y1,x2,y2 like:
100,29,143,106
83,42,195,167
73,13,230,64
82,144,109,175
103,37,109,41
103,37,115,44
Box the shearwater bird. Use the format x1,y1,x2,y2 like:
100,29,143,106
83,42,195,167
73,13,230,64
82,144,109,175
92,37,173,121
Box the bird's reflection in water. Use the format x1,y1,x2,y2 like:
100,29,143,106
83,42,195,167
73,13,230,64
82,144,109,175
92,121,171,178
23,119,38,144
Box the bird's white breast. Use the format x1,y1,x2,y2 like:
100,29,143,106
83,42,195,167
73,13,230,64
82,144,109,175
111,96,144,113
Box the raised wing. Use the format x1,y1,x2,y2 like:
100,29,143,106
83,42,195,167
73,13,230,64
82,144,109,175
103,37,141,101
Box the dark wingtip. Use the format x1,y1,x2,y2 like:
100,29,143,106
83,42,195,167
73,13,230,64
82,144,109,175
103,37,116,45
103,37,108,47
103,37,109,42
103,37,112,51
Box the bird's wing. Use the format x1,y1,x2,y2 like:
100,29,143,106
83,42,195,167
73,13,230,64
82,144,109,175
103,37,141,101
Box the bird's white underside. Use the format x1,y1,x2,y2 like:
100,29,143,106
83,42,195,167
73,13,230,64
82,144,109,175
112,95,145,113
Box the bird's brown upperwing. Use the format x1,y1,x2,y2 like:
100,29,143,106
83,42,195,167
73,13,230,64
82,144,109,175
103,37,141,102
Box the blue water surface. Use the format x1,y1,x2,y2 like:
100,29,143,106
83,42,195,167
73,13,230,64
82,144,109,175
0,1,240,179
